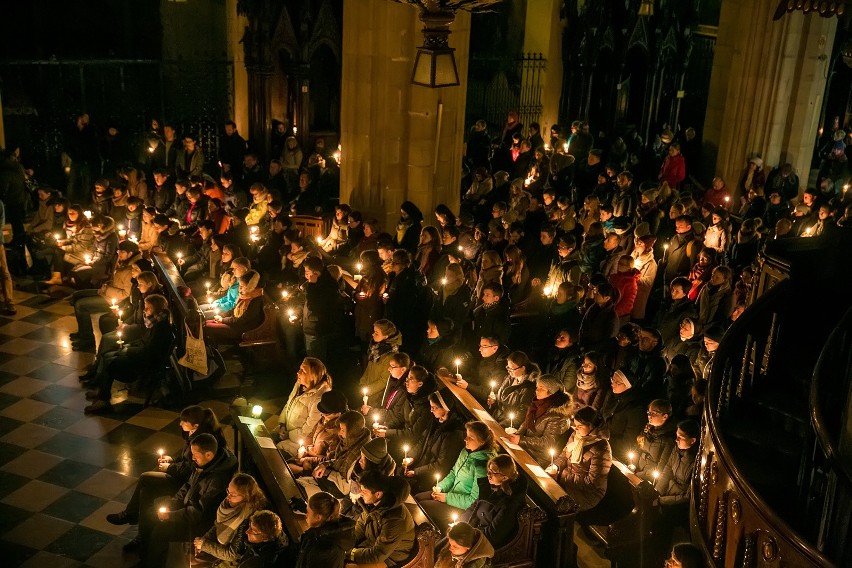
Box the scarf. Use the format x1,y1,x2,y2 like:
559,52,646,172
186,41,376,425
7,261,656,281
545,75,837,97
442,275,464,303
143,310,168,329
576,372,597,391
522,393,559,430
564,433,602,464
396,219,413,245
368,336,398,362
215,500,251,544
234,287,263,319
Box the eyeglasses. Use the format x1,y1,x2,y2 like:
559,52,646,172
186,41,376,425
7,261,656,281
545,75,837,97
486,469,506,478
479,344,497,350
647,410,664,417
506,364,522,371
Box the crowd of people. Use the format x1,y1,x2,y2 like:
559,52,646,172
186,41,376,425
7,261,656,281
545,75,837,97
2,110,847,567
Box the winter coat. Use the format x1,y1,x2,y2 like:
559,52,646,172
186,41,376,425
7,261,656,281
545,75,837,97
472,300,511,347
302,270,343,337
544,254,582,291
165,424,229,486
609,269,641,318
518,390,573,466
299,415,343,470
106,315,175,379
579,300,619,352
61,225,96,265
492,363,542,426
703,224,728,253
471,346,510,404
352,478,416,565
436,445,498,510
386,266,432,354
635,420,677,481
659,153,686,189
277,379,332,455
245,192,269,226
655,445,698,505
29,198,54,234
204,516,288,568
697,282,733,330
664,231,700,282
542,345,581,392
359,333,402,406
176,148,205,178
101,253,142,303
218,294,264,336
554,429,612,511
408,413,466,491
419,335,456,372
294,517,356,568
150,181,175,214
635,347,668,400
657,298,698,349
167,445,239,532
430,284,472,342
434,527,495,568
600,389,648,461
573,380,610,412
630,250,658,320
319,425,371,481
383,383,434,447
462,475,528,550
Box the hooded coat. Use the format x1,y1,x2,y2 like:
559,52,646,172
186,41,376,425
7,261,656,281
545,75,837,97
462,475,529,550
352,477,416,565
294,516,355,568
635,419,677,481
436,445,498,510
277,379,333,456
408,412,466,492
600,388,648,460
309,424,372,495
697,281,733,330
434,527,495,568
518,390,573,466
554,428,612,511
655,444,698,505
167,445,239,531
359,332,403,407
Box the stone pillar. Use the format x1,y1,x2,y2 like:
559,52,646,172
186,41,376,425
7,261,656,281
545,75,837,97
523,0,564,137
703,1,836,198
246,69,272,161
339,0,470,230
226,0,249,134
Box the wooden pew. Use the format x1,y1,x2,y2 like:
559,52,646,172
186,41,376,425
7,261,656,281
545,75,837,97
435,373,577,568
231,408,439,567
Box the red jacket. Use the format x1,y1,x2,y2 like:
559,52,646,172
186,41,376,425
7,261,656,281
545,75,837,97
609,269,641,317
659,154,686,189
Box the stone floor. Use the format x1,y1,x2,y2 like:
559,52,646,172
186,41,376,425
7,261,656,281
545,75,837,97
0,286,609,567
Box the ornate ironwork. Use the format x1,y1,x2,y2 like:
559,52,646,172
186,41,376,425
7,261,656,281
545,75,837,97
737,335,753,398
762,312,778,375
713,491,729,563
741,532,755,568
699,451,713,524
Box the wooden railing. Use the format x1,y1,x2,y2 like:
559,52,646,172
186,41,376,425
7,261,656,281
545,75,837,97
435,373,579,567
692,278,837,567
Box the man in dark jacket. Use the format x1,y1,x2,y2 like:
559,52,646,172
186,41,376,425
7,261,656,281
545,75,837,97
600,369,648,461
302,256,343,361
218,120,247,175
181,220,215,283
663,215,700,283
635,327,668,399
472,282,511,347
347,471,415,566
656,277,697,349
386,249,432,355
139,433,238,567
541,328,581,392
579,282,619,352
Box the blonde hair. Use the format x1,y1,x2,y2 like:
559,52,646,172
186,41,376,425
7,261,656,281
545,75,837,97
302,357,332,389
231,473,268,511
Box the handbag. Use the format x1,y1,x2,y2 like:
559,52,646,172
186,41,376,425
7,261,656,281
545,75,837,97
177,320,208,375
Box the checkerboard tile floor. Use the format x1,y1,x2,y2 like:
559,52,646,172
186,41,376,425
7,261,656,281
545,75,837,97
0,291,240,567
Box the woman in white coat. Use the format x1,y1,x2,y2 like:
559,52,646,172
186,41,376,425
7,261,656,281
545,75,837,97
276,357,332,456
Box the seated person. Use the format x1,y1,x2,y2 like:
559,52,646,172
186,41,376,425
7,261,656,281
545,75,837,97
540,327,581,392
573,351,611,412
375,365,436,453
180,219,215,283
359,320,403,408
434,521,494,568
204,270,264,343
289,389,348,476
419,318,456,372
653,420,700,548
362,352,409,420
599,368,647,460
415,420,497,527
488,351,540,427
83,294,175,415
450,336,510,405
634,399,676,481
346,471,415,568
193,473,268,561
295,492,356,568
70,240,141,351
43,205,95,286
549,406,612,511
342,438,397,519
507,374,572,467
69,213,118,289
472,282,510,347
136,433,238,567
299,410,371,498
402,390,465,493
200,255,250,315
276,357,333,456
200,509,288,568
460,455,528,550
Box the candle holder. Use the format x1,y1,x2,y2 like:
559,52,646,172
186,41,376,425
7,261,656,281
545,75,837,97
504,412,517,435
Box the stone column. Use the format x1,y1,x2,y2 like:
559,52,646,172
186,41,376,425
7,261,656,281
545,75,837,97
246,68,273,161
339,0,470,230
226,0,249,134
523,0,564,137
703,1,836,198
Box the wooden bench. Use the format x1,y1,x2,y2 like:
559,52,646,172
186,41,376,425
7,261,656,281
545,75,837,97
232,408,439,566
436,373,577,568
292,215,326,240
493,498,548,568
238,302,281,378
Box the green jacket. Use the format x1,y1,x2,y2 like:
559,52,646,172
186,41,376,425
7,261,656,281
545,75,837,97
359,333,402,406
437,446,497,510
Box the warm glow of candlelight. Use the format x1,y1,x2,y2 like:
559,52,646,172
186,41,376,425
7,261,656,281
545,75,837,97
251,404,262,417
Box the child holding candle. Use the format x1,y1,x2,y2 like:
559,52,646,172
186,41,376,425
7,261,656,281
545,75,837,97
288,390,348,477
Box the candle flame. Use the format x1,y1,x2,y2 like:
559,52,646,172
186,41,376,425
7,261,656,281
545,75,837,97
251,404,262,416
403,444,409,453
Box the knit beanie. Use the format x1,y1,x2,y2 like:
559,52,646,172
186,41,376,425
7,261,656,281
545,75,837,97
447,521,478,548
537,374,563,395
361,438,388,464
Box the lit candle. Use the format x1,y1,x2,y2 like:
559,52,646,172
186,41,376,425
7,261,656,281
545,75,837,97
372,413,381,430
281,290,289,300
298,439,306,458
148,146,155,154
457,245,463,252
111,298,117,308
116,330,123,346
450,513,458,526
549,448,556,465
158,448,164,458
403,444,409,460
205,282,211,291
176,252,183,265
251,404,262,417
287,308,296,322
356,262,362,274
119,228,126,238
441,277,447,286
292,126,298,135
84,254,92,264
454,358,461,376
509,412,515,429
250,225,258,234
652,470,660,481
83,210,92,219
206,294,213,304
362,387,369,407
158,506,168,513
54,233,61,241
543,285,553,297
844,184,850,194
316,236,323,245
628,451,637,472
433,473,441,493
724,195,730,203
562,142,569,152
382,292,389,301
489,381,497,399
544,143,550,151
633,257,643,270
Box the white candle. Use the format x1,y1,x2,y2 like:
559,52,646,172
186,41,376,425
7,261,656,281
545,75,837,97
158,506,168,513
509,412,515,429
298,439,306,458
287,308,296,322
441,277,447,286
362,387,369,406
205,282,211,290
454,358,461,376
281,290,289,300
83,210,92,219
433,473,441,493
372,413,381,430
450,513,458,526
292,126,298,135
356,262,362,274
157,448,164,458
652,470,660,481
54,233,61,241
111,299,117,308
403,444,409,460
84,254,92,264
316,236,323,244
489,381,497,399
628,451,637,472
549,448,556,465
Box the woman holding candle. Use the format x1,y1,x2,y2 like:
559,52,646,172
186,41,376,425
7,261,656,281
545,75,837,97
653,420,700,559
429,263,472,344
69,214,118,288
289,390,348,477
379,365,436,450
634,399,677,482
488,351,540,427
359,320,403,408
549,406,612,511
197,509,288,568
573,351,611,412
276,357,333,456
414,225,441,280
629,231,658,321
203,270,264,343
403,390,465,493
415,420,497,527
298,410,372,498
510,374,573,467
43,205,95,285
460,455,528,549
194,473,268,562
345,250,386,355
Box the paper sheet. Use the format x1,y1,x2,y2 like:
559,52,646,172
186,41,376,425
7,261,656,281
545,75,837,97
526,463,550,479
238,416,264,426
500,437,523,451
256,436,277,449
472,408,493,423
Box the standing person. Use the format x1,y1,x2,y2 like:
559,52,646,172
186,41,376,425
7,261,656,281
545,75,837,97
634,399,677,480
359,320,402,408
176,133,205,179
301,256,344,361
664,215,700,283
0,148,28,259
385,249,431,355
394,201,424,253
219,120,248,175
295,491,356,568
0,201,16,314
